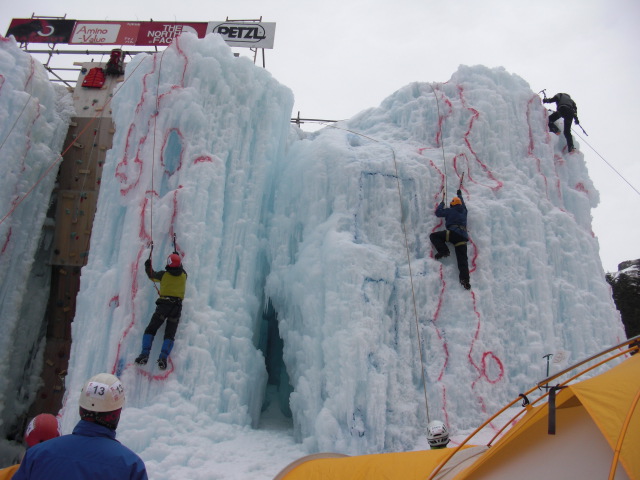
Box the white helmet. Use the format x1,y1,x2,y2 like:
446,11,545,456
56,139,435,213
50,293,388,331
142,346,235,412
427,420,450,448
79,373,125,412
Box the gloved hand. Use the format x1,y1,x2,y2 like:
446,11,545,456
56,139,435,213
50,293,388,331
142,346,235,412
575,117,580,125
456,189,462,196
144,259,151,268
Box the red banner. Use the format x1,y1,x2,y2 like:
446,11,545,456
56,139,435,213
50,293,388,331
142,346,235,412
136,22,208,46
6,18,276,49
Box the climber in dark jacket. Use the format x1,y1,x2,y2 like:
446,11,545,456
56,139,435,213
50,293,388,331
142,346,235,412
430,190,471,290
543,93,579,152
135,252,188,370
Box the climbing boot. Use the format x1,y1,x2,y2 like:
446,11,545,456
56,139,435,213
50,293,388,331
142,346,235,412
135,353,149,365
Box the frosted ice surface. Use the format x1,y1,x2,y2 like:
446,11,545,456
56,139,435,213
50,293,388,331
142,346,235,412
0,33,626,478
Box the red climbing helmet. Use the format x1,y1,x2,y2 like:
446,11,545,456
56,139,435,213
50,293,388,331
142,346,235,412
167,253,181,268
24,413,60,447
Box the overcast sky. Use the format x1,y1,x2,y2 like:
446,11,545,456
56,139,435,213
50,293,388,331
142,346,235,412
2,0,638,272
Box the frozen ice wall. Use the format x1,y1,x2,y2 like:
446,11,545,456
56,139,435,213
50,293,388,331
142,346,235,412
55,31,625,476
265,65,625,453
0,36,73,438
60,32,293,442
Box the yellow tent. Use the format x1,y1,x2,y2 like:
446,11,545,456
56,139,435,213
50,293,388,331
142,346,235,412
452,352,640,480
274,351,640,480
273,446,485,480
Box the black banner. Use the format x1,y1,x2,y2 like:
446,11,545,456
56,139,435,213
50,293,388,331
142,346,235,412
6,19,77,44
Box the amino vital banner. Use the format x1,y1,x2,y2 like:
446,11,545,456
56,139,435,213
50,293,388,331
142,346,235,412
70,22,141,45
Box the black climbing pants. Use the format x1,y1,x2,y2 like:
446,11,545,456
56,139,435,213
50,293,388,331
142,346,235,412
430,230,470,282
144,298,182,341
548,107,575,150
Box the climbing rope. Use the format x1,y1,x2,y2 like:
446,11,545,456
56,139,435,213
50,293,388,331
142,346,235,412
324,122,432,424
0,93,33,154
149,46,170,251
573,130,640,196
428,83,448,198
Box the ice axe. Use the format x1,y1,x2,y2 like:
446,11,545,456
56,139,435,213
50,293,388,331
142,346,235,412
538,89,547,100
575,123,588,136
542,353,553,390
146,241,160,294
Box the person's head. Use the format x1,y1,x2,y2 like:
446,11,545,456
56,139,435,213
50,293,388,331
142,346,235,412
427,420,450,449
167,253,181,268
24,413,60,448
450,197,462,207
79,373,125,430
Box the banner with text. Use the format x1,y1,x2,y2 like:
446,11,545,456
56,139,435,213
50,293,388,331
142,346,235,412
136,22,209,46
6,19,276,49
70,21,141,45
207,22,276,49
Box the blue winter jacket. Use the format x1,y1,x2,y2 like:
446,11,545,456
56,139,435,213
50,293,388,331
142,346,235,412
435,196,469,240
13,420,147,480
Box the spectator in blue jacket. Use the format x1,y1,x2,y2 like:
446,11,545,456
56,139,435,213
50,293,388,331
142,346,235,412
13,373,147,480
430,189,471,290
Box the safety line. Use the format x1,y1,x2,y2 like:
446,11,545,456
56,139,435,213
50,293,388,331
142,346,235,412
573,130,640,196
150,48,169,246
0,93,33,153
324,122,432,424
428,83,448,197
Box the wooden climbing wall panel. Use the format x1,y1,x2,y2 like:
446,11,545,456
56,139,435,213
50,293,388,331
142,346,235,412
51,190,97,266
51,100,114,267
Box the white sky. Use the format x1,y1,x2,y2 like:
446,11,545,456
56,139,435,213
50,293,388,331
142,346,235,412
1,0,638,272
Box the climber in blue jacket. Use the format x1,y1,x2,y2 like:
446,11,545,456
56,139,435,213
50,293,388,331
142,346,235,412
430,189,471,290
